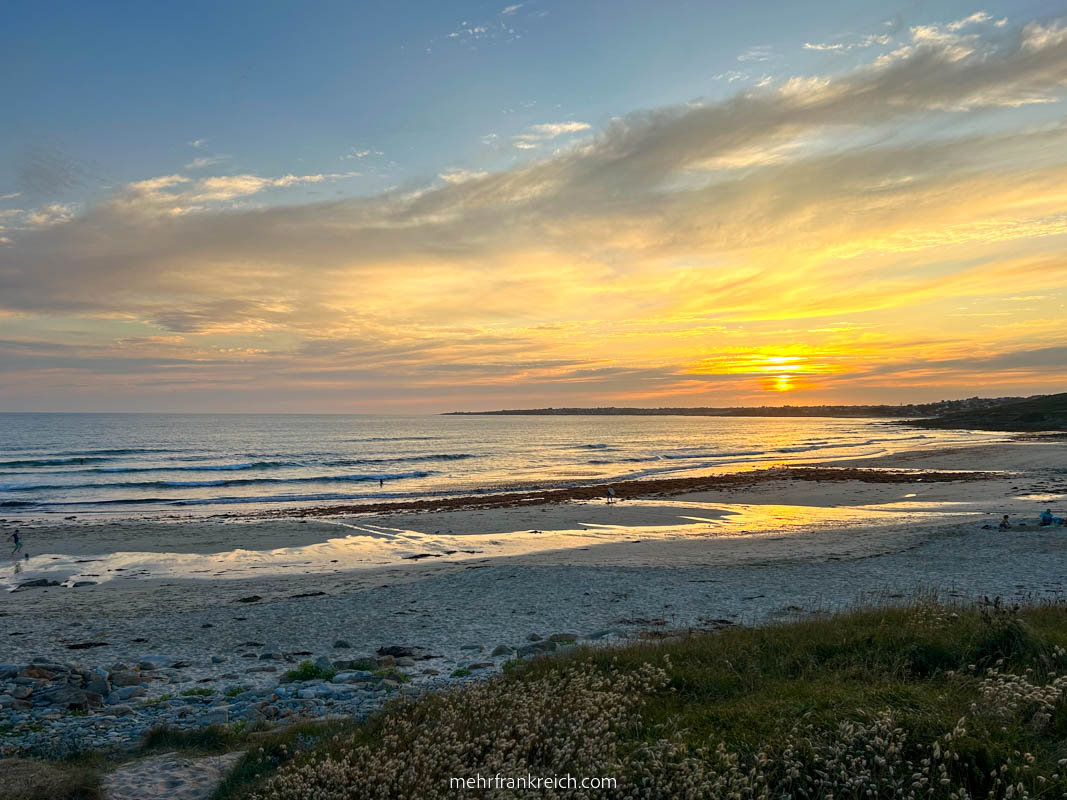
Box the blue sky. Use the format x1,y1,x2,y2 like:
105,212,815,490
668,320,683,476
4,0,1056,204
1,1,1066,411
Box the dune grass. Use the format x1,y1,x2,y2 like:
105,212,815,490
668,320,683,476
219,598,1067,799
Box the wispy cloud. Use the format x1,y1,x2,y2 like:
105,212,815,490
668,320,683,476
3,15,1067,407
513,121,591,149
500,4,522,15
184,155,231,170
738,45,773,62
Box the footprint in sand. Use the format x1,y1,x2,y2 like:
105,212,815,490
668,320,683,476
103,751,244,800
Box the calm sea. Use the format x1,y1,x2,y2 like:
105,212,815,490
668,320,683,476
0,413,992,517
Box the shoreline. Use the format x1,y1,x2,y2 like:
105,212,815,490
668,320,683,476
2,439,1065,757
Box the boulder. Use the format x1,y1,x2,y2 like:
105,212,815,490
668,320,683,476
333,640,351,649
394,657,415,667
19,665,56,680
10,686,33,700
516,640,557,658
548,633,579,643
313,655,333,672
110,669,141,687
40,686,89,710
0,695,31,710
110,704,134,716
490,645,514,657
376,655,395,668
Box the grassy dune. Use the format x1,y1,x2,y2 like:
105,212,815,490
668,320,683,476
8,599,1067,799
217,598,1067,799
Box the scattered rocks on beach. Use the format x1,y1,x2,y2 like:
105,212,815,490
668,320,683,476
0,628,629,758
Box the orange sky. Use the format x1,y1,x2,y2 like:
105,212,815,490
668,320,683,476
1,11,1066,411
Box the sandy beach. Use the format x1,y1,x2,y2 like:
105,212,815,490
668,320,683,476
2,438,1066,756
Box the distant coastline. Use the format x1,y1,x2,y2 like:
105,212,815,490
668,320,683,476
444,396,1030,419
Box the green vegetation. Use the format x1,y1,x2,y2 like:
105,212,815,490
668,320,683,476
225,685,252,698
450,668,472,678
0,758,104,800
179,687,216,697
912,391,1067,431
138,693,172,707
374,667,409,683
219,599,1067,799
138,724,240,754
282,661,336,683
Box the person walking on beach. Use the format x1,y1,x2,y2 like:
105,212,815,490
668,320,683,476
8,529,22,557
606,487,616,505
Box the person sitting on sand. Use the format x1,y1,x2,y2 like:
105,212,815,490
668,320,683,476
1039,509,1065,526
999,515,1012,530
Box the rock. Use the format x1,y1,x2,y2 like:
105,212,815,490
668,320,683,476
0,665,19,680
138,656,174,670
111,669,142,687
203,708,229,725
333,639,351,649
516,640,557,658
246,666,277,673
314,655,333,672
587,629,626,640
110,704,134,716
19,665,56,680
490,645,513,657
65,641,109,650
236,595,263,603
377,655,395,668
71,581,97,587
0,695,31,710
259,644,282,660
10,686,32,700
13,579,61,591
86,677,110,695
466,662,494,670
211,656,225,664
171,661,192,669
108,686,146,703
526,633,542,641
459,645,482,651
548,633,579,643
394,657,416,667
376,646,418,658
40,686,89,710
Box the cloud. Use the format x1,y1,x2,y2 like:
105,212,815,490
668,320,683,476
738,45,773,62
500,4,522,15
438,168,489,184
0,192,21,201
513,121,591,149
2,14,1067,407
188,138,208,148
803,33,892,52
185,155,231,170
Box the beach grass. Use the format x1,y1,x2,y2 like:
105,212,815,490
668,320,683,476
218,597,1067,799
0,757,104,800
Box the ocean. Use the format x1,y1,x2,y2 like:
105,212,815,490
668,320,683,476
0,413,993,516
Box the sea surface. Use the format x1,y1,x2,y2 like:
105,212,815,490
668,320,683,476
0,413,996,517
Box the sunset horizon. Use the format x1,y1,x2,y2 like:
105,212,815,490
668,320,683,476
2,1,1065,413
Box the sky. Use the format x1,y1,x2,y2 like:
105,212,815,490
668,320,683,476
1,0,1066,413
